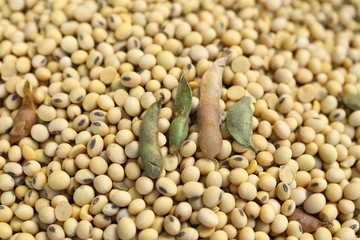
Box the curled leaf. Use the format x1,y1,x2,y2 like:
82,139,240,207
288,208,325,233
226,96,258,153
139,98,163,179
10,81,37,144
343,94,360,111
169,71,192,153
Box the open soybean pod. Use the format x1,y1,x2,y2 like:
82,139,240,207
198,53,231,157
226,96,258,153
139,97,163,179
169,71,192,153
288,208,325,233
10,81,37,144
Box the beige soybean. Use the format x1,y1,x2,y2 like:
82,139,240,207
271,214,288,234
206,171,223,188
273,120,291,139
182,181,204,198
174,202,192,222
238,182,257,201
319,143,338,163
229,168,248,185
117,217,136,240
109,190,131,207
48,171,70,190
303,193,326,214
258,175,277,192
343,182,360,200
202,186,223,208
138,228,159,240
181,166,200,183
135,176,154,195
198,208,219,228
73,186,95,207
0,174,15,191
259,204,275,224
39,206,56,224
163,215,181,235
153,196,174,216
14,203,34,221
135,210,155,229
230,208,248,229
156,177,177,197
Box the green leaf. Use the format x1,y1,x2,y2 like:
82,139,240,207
226,96,258,153
139,99,163,178
343,94,360,111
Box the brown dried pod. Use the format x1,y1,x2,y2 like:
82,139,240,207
288,208,325,233
10,81,37,144
198,53,231,157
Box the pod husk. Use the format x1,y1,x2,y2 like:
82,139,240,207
288,208,325,233
139,99,163,178
226,96,258,152
198,55,230,157
169,72,192,153
10,81,37,144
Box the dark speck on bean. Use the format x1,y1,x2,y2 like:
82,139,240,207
94,56,100,64
90,139,96,149
78,119,86,126
239,209,245,216
92,197,99,205
94,112,104,116
159,186,167,193
83,178,93,183
11,94,18,101
283,183,288,192
177,232,185,237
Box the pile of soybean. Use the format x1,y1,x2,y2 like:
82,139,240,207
0,0,360,239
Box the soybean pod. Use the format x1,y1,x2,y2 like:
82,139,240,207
198,53,231,157
287,208,325,233
10,81,37,144
169,71,192,153
226,96,258,152
139,96,163,178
